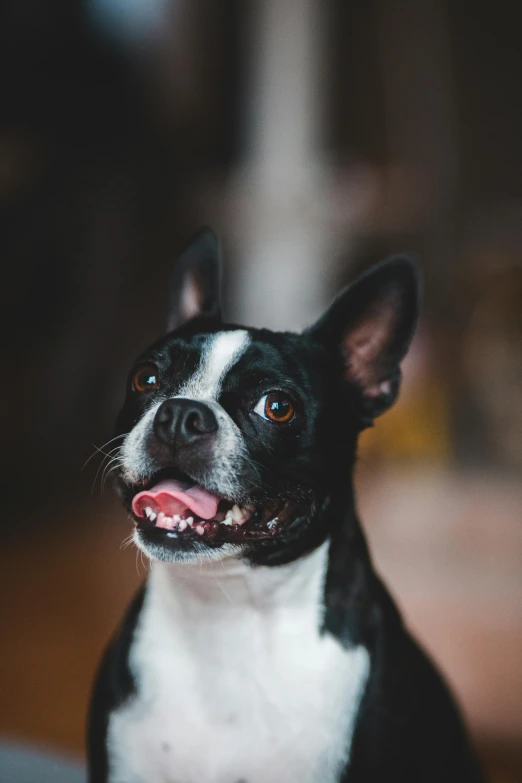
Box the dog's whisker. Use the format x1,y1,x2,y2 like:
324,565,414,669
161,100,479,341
89,445,123,495
100,459,122,494
100,468,119,496
81,436,125,471
120,534,135,551
100,453,121,480
91,449,122,496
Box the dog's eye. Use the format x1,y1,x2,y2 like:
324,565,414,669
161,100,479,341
132,364,159,393
254,392,295,423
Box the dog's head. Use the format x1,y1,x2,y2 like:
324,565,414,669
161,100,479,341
114,228,419,564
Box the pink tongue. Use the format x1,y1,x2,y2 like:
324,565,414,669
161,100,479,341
132,480,220,520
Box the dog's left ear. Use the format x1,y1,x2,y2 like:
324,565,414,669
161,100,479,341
308,257,420,420
167,227,222,331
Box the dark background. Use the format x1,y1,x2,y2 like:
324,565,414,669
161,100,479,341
1,1,521,780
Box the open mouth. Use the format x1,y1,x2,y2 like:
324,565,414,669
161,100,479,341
131,473,291,545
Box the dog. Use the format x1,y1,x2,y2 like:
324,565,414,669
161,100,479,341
88,228,484,782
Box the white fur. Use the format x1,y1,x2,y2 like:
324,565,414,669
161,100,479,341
179,330,250,401
120,400,165,485
107,542,370,783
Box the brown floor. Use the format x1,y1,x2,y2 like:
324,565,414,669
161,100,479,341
2,469,522,781
0,495,140,754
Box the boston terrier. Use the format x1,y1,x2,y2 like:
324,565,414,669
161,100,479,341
88,228,484,782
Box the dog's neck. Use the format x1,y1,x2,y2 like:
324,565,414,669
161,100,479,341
147,540,330,617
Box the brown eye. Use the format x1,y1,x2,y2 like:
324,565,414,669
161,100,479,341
255,392,296,423
132,364,159,393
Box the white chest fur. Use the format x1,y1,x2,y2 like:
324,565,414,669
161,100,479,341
107,543,370,783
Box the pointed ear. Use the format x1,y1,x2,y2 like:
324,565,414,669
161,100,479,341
167,227,222,331
308,257,420,421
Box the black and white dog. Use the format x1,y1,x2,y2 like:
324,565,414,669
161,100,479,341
88,229,484,783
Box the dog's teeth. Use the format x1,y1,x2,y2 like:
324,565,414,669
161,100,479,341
186,516,194,525
178,519,188,532
149,511,157,522
232,504,250,525
144,506,153,519
222,510,234,526
195,524,205,536
231,505,243,522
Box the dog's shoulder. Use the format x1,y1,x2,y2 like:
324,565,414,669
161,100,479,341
87,586,146,783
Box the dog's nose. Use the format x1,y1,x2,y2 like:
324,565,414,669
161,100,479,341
153,398,218,448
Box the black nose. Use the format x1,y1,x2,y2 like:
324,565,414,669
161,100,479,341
153,398,218,448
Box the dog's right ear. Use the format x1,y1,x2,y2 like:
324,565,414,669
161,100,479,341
307,256,420,422
167,227,222,332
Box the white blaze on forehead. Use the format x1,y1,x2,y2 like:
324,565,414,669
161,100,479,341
178,330,250,400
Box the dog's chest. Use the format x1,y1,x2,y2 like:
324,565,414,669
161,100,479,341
107,545,369,783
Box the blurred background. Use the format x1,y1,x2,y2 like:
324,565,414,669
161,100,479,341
1,0,522,780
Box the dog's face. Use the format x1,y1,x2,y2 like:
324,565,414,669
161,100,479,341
114,229,419,564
